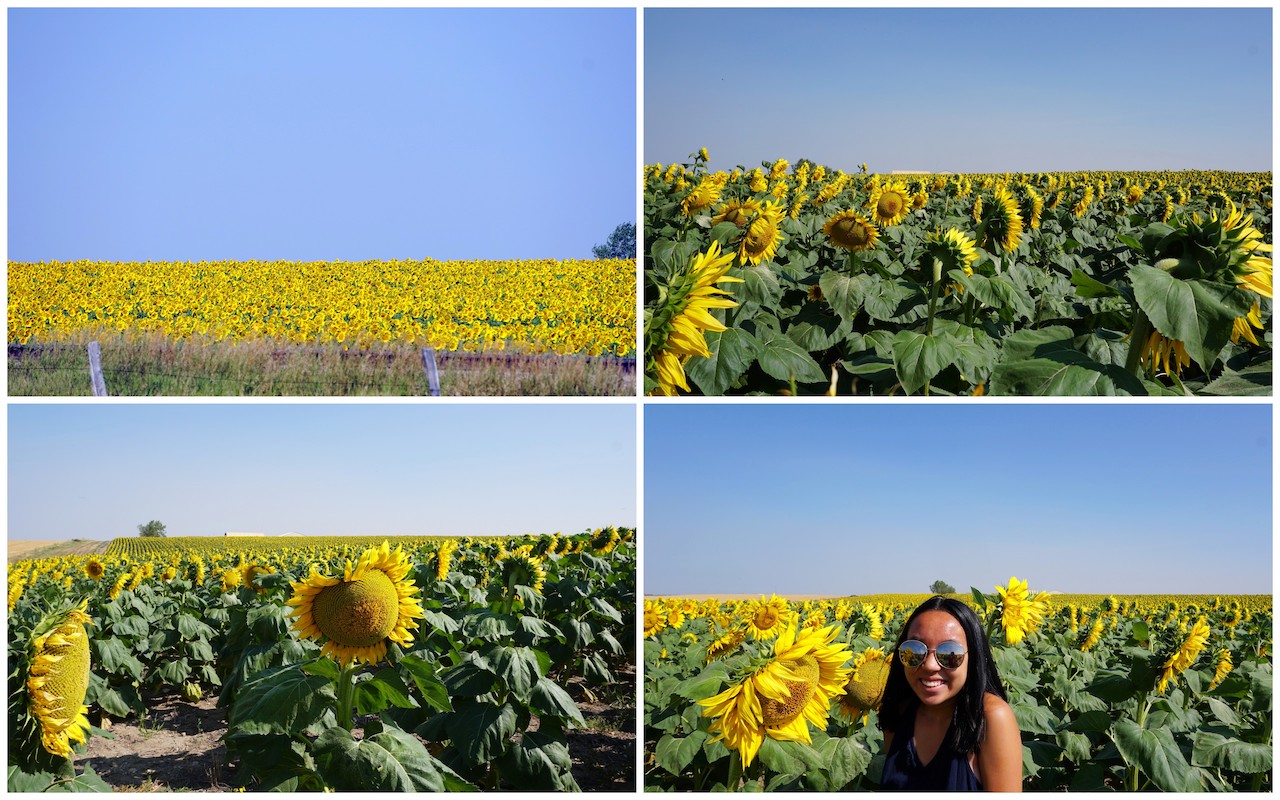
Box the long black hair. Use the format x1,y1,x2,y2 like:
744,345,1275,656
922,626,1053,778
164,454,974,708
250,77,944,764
878,596,1006,755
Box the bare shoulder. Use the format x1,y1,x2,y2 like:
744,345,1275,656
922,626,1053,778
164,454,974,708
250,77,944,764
983,693,1019,732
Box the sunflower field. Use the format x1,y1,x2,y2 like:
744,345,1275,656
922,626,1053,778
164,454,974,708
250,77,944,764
644,151,1271,395
8,528,636,792
643,582,1272,791
9,258,636,357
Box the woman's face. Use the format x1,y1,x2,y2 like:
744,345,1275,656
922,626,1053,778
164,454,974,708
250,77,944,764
902,609,970,707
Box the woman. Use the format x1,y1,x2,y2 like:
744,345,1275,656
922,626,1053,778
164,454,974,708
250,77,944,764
879,596,1022,791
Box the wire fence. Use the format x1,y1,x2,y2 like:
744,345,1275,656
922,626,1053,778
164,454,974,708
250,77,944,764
8,342,635,397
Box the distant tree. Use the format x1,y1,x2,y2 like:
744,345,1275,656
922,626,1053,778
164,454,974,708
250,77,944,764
593,222,636,259
137,520,167,538
929,579,956,595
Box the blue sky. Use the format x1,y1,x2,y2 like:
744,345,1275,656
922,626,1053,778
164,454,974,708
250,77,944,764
9,404,636,539
645,404,1272,595
9,8,636,263
646,8,1271,174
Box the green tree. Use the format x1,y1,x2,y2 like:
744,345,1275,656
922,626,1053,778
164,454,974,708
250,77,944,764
592,222,636,259
137,520,167,538
929,579,956,595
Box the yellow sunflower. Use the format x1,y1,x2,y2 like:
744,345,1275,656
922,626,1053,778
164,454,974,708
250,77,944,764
996,576,1050,645
925,228,979,282
868,182,911,227
739,202,785,265
698,624,853,767
1157,617,1211,694
287,541,425,666
838,647,890,721
980,187,1025,253
1141,331,1191,378
713,198,763,229
83,557,105,580
744,594,794,640
646,241,742,396
1208,648,1233,690
823,210,880,252
25,603,94,759
706,627,748,663
644,601,666,638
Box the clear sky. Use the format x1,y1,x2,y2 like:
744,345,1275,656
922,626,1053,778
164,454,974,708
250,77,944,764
645,404,1272,596
9,8,636,263
645,8,1272,174
9,404,636,540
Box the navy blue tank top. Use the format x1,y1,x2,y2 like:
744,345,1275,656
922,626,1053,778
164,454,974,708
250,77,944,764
881,708,982,791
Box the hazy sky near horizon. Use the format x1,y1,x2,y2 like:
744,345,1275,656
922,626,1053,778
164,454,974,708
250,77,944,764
645,8,1272,174
9,8,636,263
9,404,636,539
645,404,1271,595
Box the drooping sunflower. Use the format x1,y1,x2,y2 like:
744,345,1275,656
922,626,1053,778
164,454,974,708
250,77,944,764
712,198,763,229
645,241,742,396
1157,617,1211,694
287,541,425,666
738,202,785,265
497,545,546,594
823,210,879,252
924,228,979,282
979,187,1025,253
838,647,890,721
1208,648,1233,690
868,181,911,227
20,603,94,762
698,625,853,768
706,627,748,663
1080,616,1104,652
1140,331,1191,378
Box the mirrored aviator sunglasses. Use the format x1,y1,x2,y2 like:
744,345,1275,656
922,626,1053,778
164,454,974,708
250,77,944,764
897,639,967,670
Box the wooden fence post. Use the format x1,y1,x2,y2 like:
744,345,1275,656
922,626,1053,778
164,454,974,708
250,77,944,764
87,342,108,397
420,348,441,396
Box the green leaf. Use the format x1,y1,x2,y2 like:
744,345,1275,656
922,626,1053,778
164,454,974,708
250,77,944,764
155,658,191,686
229,664,336,737
654,731,709,775
1085,673,1137,703
739,263,782,308
1071,269,1121,298
818,272,869,322
449,701,519,766
757,738,826,779
313,725,475,792
1200,364,1274,396
1129,264,1254,372
685,328,759,395
110,615,149,639
487,646,542,702
1250,669,1271,713
1113,718,1195,791
353,668,418,715
891,330,958,395
1062,709,1112,733
756,331,827,384
399,656,453,713
1011,700,1059,735
529,677,585,727
588,597,623,624
92,636,144,681
1190,731,1273,774
497,730,580,791
990,326,1146,396
175,613,214,641
862,278,914,322
816,736,872,790
967,274,1035,321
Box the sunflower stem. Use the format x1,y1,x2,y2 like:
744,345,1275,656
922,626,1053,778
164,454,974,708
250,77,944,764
1124,308,1154,376
923,261,942,396
336,661,359,732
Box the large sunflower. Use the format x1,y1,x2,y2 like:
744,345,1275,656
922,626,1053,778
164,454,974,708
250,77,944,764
744,594,794,640
1157,618,1211,694
838,646,890,721
996,576,1050,645
823,210,879,252
698,625,853,768
24,603,94,760
868,181,911,227
287,541,425,666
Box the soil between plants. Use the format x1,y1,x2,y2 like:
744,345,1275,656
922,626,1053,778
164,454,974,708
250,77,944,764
76,685,636,792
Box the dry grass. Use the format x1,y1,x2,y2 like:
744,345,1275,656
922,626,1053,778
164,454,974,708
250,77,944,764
8,330,634,396
9,539,110,562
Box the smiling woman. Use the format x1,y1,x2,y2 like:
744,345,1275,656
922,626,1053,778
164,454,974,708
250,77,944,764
879,597,1023,791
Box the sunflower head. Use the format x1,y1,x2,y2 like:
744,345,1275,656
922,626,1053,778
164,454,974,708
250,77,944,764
823,211,879,252
13,603,95,769
868,182,910,227
739,202,785,265
83,558,105,581
498,546,546,594
979,187,1025,253
925,228,979,280
287,542,425,666
839,648,891,720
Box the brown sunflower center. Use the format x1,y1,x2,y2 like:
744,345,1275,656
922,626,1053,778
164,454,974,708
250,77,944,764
761,655,820,728
829,218,872,248
754,608,779,630
311,570,400,647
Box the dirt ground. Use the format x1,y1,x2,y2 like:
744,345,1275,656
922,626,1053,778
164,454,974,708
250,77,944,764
9,539,109,562
649,593,846,602
76,681,636,792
